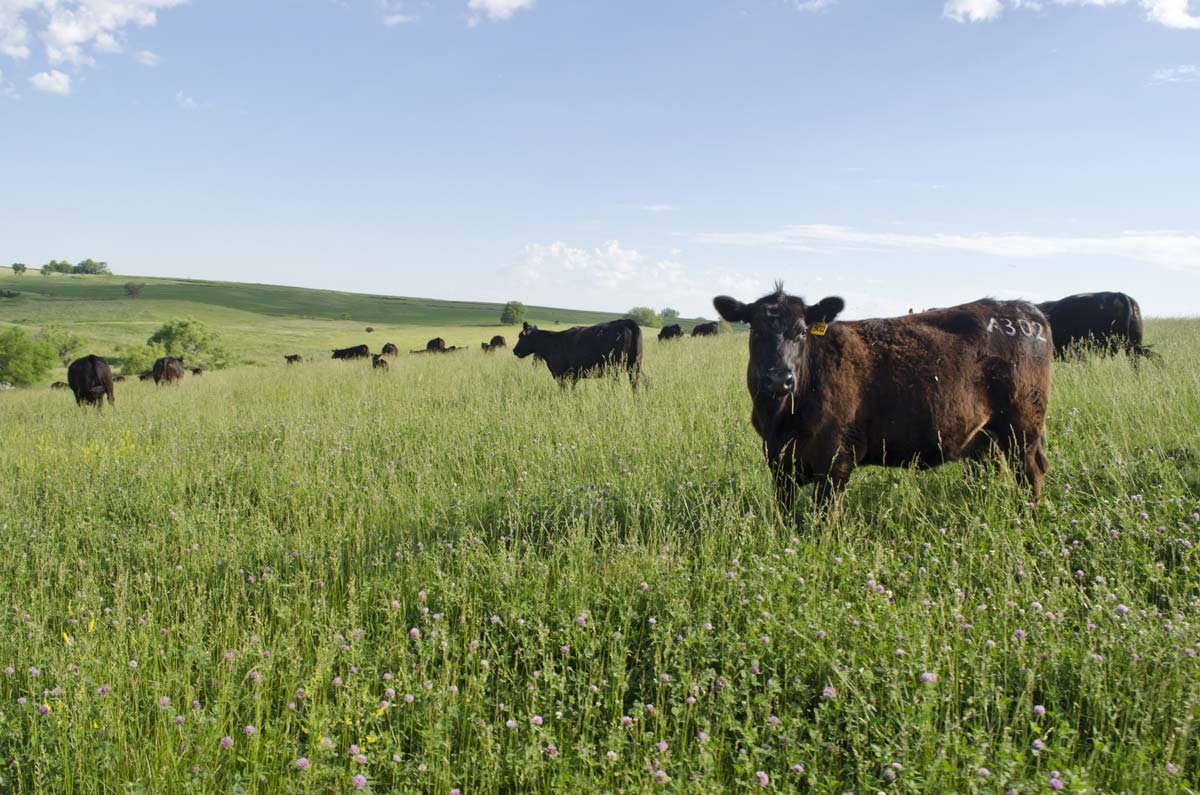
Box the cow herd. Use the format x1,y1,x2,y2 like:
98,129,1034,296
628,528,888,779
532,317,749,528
49,288,1152,521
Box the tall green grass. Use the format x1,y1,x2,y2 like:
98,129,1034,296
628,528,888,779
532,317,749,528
1,322,1198,794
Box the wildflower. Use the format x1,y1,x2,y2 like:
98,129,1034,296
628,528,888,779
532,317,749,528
352,774,367,788
220,736,234,750
404,693,414,703
621,716,633,727
756,771,770,787
545,744,558,757
656,741,669,752
698,731,709,742
1034,704,1046,715
1033,739,1045,750
920,672,937,684
175,715,185,725
576,614,587,626
128,660,138,669
1116,604,1129,616
355,754,368,764
978,768,991,778
1166,763,1179,775
532,715,544,726
295,757,310,770
822,686,836,699
158,696,170,709
38,703,50,715
560,645,570,655
409,628,420,639
790,764,804,773
607,750,618,761
506,719,517,729
451,790,462,795
243,725,256,736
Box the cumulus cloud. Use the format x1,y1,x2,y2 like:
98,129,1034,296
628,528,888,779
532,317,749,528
134,48,161,66
0,0,186,66
30,68,71,94
694,223,1200,271
944,0,1200,28
507,239,763,316
467,0,535,25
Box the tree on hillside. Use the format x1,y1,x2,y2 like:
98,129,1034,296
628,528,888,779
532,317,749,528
74,259,110,275
147,319,230,369
125,282,145,298
42,260,73,275
116,343,164,376
38,326,88,366
0,327,57,386
659,307,680,321
624,307,661,328
11,263,26,275
500,301,527,325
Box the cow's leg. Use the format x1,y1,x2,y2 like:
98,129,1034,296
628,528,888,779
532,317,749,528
1021,432,1048,503
768,442,803,520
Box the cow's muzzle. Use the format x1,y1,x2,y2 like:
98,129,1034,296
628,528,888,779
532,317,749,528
758,370,795,396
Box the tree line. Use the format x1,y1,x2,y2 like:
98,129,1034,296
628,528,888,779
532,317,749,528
8,259,110,276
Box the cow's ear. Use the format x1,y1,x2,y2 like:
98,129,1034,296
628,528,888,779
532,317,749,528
713,296,748,323
522,322,530,333
806,297,845,325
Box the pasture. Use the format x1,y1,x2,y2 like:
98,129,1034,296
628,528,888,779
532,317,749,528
1,320,1199,794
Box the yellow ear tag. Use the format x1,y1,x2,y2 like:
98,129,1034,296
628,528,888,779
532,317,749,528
810,322,828,336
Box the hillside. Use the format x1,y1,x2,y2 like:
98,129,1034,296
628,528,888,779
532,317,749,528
0,267,709,377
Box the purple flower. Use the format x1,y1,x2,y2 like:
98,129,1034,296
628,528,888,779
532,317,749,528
175,715,185,724
295,757,310,770
352,774,367,789
790,764,804,773
1034,704,1046,715
1033,739,1045,750
220,735,234,750
532,715,544,726
505,719,517,729
755,770,769,787
822,685,836,699
158,696,170,708
656,741,669,752
243,724,256,735
920,672,937,684
1166,763,1179,775
545,744,558,757
1116,604,1129,615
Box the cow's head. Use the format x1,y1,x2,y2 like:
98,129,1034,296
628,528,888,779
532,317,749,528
714,284,844,398
513,322,539,358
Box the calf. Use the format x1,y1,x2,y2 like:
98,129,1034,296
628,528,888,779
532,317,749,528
714,285,1052,516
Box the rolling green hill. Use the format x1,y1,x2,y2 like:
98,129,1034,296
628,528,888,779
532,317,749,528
0,267,710,379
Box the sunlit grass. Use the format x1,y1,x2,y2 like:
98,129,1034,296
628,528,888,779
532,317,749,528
1,322,1198,793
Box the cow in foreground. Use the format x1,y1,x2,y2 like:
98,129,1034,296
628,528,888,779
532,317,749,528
1036,292,1153,358
67,354,115,408
714,285,1052,518
658,324,683,342
332,344,371,360
512,320,642,387
692,322,719,337
153,356,186,386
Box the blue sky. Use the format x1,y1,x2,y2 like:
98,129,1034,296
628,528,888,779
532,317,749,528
1,0,1198,318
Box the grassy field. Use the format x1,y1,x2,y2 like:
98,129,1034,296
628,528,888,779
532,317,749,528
0,267,707,379
1,314,1198,794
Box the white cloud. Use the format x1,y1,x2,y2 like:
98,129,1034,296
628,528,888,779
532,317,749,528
635,204,675,213
134,48,161,66
30,68,71,94
174,89,195,108
0,1,186,67
1152,63,1200,82
694,223,1200,271
467,0,535,24
944,0,1200,27
382,13,415,25
789,0,837,10
507,239,762,316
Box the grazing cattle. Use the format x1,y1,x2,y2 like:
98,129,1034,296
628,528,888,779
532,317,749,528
191,368,204,376
412,337,462,354
50,381,70,390
372,354,389,370
138,371,153,382
714,285,1052,517
153,356,186,386
1036,292,1153,358
691,322,719,337
658,324,684,342
331,344,371,360
481,335,507,352
284,354,303,364
512,319,642,387
113,375,127,383
381,343,399,356
67,354,115,408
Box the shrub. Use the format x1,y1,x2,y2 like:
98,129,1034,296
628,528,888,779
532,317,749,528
0,327,57,386
501,301,527,325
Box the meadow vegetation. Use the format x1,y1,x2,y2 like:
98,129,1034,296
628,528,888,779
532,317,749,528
0,315,1198,793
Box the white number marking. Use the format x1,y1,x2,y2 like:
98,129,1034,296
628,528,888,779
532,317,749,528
987,316,1047,343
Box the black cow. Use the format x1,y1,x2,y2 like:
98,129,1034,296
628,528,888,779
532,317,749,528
113,375,127,383
153,356,186,386
381,343,399,356
1036,292,1153,358
714,285,1052,516
284,354,303,364
138,371,153,382
691,322,719,337
66,354,115,408
658,324,683,342
372,354,389,370
481,335,507,352
50,381,70,390
513,320,642,387
332,344,371,360
412,337,462,354
191,368,204,376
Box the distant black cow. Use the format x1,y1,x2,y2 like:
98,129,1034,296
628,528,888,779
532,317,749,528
153,356,186,386
285,354,303,364
481,335,507,352
714,285,1052,515
381,343,399,356
1036,292,1153,358
691,322,719,337
332,344,371,360
138,371,153,382
113,375,127,383
413,337,462,354
658,324,684,342
513,320,642,387
67,354,115,408
191,368,204,376
372,354,389,370
50,381,70,390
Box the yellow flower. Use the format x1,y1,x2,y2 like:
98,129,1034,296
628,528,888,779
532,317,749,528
88,618,95,634
62,632,73,646
366,735,377,743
